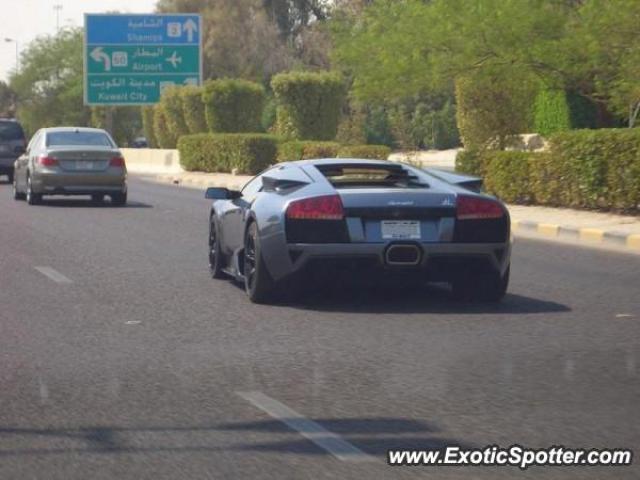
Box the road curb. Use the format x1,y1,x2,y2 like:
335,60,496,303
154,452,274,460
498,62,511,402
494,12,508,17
512,219,640,252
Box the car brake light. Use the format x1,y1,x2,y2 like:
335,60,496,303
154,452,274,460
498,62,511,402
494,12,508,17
456,195,504,220
38,156,58,167
110,156,126,167
286,194,344,220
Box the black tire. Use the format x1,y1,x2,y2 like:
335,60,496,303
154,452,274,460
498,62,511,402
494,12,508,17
91,193,105,203
111,191,127,206
13,176,25,201
209,216,225,279
452,266,510,303
7,171,14,184
244,221,277,304
26,175,42,205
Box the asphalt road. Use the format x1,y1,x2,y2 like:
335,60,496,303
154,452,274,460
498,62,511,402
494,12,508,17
0,177,638,479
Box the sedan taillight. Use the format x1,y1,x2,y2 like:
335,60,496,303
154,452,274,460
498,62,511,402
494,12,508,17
456,195,504,220
110,156,126,167
38,156,58,167
286,194,344,220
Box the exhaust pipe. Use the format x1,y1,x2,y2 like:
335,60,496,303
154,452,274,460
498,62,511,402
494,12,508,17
385,244,422,266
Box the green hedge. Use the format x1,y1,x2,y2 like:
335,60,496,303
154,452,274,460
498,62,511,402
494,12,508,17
271,71,346,141
141,106,157,148
534,88,598,137
277,141,341,162
181,86,208,134
337,144,392,160
178,133,279,175
454,129,640,211
161,86,189,139
153,105,177,149
202,79,265,133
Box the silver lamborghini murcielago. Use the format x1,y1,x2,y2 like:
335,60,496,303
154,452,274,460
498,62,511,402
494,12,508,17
205,158,512,304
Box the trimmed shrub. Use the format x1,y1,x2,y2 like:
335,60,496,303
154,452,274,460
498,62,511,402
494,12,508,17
141,106,157,148
202,79,265,133
277,141,341,162
160,86,189,139
337,144,392,160
455,149,484,176
181,86,208,134
534,88,598,137
455,129,640,211
455,73,537,149
483,152,533,204
153,105,177,149
178,133,279,175
271,71,346,141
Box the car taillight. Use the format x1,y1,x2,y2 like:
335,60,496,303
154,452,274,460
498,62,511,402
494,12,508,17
456,195,504,220
38,156,58,167
286,194,344,220
110,156,126,167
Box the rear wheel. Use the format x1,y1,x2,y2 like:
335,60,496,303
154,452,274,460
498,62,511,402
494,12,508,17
7,171,14,184
13,176,25,200
26,175,42,205
91,193,105,203
111,191,127,206
244,222,276,304
209,216,225,279
452,266,509,302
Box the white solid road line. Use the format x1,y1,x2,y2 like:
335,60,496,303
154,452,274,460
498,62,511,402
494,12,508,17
237,391,375,463
34,266,73,284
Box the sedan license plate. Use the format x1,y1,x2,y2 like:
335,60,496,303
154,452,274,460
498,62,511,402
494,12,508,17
76,161,94,170
381,220,421,240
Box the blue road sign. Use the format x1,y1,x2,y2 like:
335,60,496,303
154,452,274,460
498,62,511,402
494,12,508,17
84,14,202,106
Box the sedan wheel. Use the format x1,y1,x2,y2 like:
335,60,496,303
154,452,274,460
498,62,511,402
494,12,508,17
13,176,25,201
209,217,225,279
26,176,42,205
244,222,276,304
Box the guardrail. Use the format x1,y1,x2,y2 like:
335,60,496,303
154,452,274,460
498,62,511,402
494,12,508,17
121,148,184,175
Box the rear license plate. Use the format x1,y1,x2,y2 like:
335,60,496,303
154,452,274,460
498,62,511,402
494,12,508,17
381,220,421,240
76,161,94,170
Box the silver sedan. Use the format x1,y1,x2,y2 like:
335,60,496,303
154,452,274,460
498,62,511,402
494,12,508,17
13,127,127,205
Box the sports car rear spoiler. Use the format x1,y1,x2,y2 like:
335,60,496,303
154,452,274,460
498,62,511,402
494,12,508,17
424,168,483,193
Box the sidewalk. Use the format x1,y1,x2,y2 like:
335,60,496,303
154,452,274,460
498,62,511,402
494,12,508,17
144,171,640,253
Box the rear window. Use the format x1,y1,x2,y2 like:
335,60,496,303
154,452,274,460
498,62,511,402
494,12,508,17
316,163,428,189
46,131,114,147
0,121,25,141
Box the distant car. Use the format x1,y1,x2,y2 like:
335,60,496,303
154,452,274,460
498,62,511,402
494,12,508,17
130,137,148,148
13,127,127,206
205,158,512,304
0,118,26,183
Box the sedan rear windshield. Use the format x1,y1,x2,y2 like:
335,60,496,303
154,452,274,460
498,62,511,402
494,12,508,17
316,164,428,189
46,131,114,147
0,121,25,141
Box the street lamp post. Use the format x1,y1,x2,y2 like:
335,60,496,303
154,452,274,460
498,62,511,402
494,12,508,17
54,4,63,32
4,38,19,75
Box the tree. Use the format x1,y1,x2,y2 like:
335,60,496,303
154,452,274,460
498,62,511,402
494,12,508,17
9,28,89,135
0,81,16,117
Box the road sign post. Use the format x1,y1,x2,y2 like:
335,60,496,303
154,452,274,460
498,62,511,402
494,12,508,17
84,14,202,106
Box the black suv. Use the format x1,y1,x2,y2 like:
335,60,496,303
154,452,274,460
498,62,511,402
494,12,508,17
0,119,26,183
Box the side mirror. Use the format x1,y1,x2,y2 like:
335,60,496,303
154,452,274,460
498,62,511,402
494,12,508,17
205,187,242,200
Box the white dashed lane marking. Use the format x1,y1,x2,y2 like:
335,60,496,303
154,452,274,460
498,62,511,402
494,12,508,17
237,391,375,463
34,266,73,284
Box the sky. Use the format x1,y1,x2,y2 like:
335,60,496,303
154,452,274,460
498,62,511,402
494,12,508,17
1,0,158,81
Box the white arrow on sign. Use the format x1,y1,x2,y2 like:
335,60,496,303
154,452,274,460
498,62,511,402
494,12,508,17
90,47,111,71
183,18,198,43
